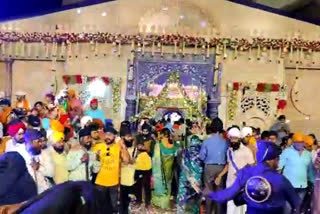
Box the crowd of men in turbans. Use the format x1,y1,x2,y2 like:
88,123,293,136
0,90,320,214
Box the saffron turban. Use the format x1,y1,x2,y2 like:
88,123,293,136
303,135,314,147
67,89,76,98
50,120,64,133
293,132,304,143
8,122,26,137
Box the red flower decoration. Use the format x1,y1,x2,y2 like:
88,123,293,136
62,75,71,85
102,77,110,85
271,84,280,92
75,75,82,84
277,100,287,110
233,82,240,91
257,83,266,92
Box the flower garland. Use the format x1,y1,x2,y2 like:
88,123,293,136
228,90,238,120
62,74,110,85
110,78,122,114
227,82,280,92
1,31,320,52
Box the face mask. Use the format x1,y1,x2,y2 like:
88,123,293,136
105,138,115,145
28,146,41,156
124,139,133,147
53,146,64,154
230,142,241,150
83,142,92,150
293,142,304,151
16,138,25,144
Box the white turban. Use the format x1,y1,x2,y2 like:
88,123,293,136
80,116,93,128
241,127,253,138
15,90,26,96
228,127,241,139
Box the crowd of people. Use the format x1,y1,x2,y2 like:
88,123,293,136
0,90,320,214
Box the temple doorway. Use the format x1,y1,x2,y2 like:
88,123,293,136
125,52,222,121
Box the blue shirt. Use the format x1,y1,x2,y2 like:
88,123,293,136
199,134,227,165
279,146,312,188
208,163,301,214
85,109,106,123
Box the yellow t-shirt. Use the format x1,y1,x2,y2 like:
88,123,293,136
135,152,152,171
93,142,120,187
120,147,136,186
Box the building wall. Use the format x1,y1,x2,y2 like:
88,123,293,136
0,63,6,92
2,0,320,135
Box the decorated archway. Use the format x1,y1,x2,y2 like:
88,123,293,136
125,52,221,121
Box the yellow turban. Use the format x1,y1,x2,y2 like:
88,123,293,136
50,120,64,133
50,131,65,144
303,135,314,147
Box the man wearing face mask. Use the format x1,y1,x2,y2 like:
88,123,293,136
279,132,313,214
214,127,255,214
20,129,53,194
92,126,130,213
66,127,101,182
120,124,137,214
49,131,69,185
89,122,104,145
136,123,155,157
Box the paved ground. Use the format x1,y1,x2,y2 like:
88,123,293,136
130,203,177,214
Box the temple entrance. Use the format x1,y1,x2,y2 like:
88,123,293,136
125,52,222,121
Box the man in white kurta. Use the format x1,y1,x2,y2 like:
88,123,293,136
226,128,255,214
12,129,54,194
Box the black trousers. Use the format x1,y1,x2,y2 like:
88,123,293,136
96,185,119,213
134,170,151,206
120,185,133,214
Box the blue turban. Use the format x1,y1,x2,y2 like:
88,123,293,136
256,141,282,163
28,115,41,128
24,129,42,143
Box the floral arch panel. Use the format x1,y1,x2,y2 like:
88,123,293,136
125,52,219,120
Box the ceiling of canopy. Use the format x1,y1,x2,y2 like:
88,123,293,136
2,0,320,39
0,0,115,22
229,0,320,26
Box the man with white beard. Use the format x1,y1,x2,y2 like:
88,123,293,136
215,127,255,214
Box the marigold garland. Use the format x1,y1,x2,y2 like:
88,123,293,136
0,31,320,52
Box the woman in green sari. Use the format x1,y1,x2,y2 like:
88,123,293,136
152,128,178,209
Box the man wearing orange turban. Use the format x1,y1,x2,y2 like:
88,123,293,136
14,91,30,111
279,132,313,214
67,89,83,117
304,135,314,152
